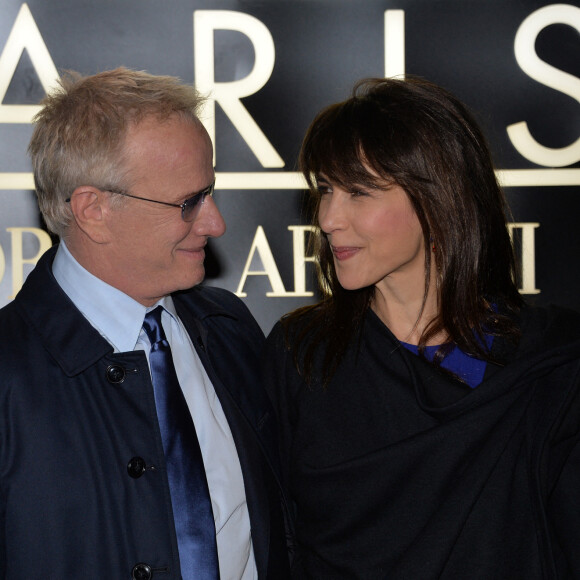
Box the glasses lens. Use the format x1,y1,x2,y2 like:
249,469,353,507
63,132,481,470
182,183,214,221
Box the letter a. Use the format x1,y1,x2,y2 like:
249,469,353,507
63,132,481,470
0,3,60,123
235,226,287,297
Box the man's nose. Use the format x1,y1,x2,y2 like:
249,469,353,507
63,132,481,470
194,196,226,238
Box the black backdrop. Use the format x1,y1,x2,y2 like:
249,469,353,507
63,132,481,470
0,0,578,332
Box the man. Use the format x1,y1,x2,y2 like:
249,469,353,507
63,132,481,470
0,68,290,579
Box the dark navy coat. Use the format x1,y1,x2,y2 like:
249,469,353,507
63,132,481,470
0,245,290,579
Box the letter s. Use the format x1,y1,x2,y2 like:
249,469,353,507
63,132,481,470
507,4,580,167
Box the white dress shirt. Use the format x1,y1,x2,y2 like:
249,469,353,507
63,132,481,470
53,240,258,580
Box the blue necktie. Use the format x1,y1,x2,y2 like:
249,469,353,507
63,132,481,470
143,306,220,579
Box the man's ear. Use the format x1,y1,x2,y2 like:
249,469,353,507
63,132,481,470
69,186,111,243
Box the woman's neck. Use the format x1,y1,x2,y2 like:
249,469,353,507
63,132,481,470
371,267,444,346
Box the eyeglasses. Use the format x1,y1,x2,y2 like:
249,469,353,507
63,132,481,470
108,180,216,222
66,180,216,222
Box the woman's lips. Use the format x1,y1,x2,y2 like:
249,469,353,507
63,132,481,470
331,246,359,261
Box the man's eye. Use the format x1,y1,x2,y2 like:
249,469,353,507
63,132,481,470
184,192,203,208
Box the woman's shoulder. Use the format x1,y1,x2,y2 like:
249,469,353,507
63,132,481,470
519,303,580,342
269,303,325,340
264,305,331,378
512,303,580,366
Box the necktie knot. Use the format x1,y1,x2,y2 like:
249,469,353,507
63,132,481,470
143,305,165,346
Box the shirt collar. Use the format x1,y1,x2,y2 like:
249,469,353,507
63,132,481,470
52,240,176,352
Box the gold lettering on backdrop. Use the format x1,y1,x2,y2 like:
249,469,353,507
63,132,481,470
189,7,580,188
384,10,405,78
1,7,578,189
0,3,59,123
508,4,580,167
235,226,286,297
287,225,316,297
508,222,540,295
0,243,5,285
235,225,317,298
235,223,539,299
7,227,51,299
194,10,283,168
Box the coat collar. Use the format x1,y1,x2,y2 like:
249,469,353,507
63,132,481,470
15,245,113,377
14,244,238,377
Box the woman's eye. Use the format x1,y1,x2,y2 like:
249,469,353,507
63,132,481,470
317,185,332,195
350,189,369,198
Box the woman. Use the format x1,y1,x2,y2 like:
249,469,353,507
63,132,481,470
263,77,580,579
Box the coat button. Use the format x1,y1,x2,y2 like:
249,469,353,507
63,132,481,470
131,563,152,580
127,457,146,478
105,364,126,384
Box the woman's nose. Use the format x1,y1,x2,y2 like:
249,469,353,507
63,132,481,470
318,192,348,234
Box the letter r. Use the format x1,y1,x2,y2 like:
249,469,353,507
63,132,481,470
194,10,284,167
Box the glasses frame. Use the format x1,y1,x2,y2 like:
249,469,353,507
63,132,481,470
107,180,216,222
65,180,216,222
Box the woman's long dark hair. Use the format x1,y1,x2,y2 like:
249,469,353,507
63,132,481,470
285,76,523,384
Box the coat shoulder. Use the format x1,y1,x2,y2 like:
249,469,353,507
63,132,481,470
176,285,263,333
